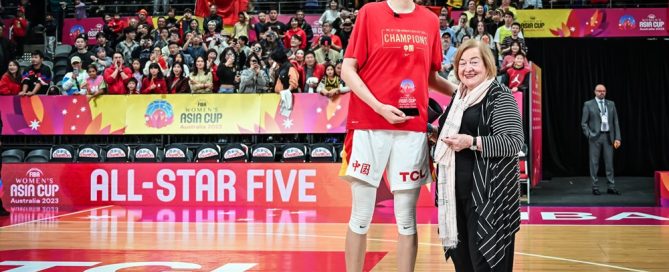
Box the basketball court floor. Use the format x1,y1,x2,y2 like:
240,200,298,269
1,205,668,271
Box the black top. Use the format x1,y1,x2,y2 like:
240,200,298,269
446,100,482,199
217,65,237,86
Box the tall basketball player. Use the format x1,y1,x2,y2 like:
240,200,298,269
340,0,456,271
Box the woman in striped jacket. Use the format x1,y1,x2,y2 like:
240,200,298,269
434,39,523,271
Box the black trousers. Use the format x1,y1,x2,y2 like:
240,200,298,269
449,197,515,272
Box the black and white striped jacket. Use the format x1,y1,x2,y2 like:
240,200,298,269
439,80,524,268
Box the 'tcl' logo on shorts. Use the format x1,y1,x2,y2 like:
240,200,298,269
399,170,427,182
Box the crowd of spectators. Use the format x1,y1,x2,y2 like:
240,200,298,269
0,0,568,97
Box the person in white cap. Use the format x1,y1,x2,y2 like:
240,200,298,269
61,56,88,95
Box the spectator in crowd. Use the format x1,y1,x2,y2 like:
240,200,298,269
190,56,213,93
452,13,474,46
266,9,288,37
284,18,308,50
151,17,168,38
474,21,495,54
494,12,523,63
186,18,201,36
469,4,489,30
137,24,153,41
0,60,22,95
163,32,182,57
501,22,527,56
44,14,57,56
166,8,178,27
0,24,15,77
334,60,350,94
70,36,95,70
261,30,283,55
91,33,114,60
184,33,208,61
126,78,139,94
143,47,169,77
153,0,168,15
74,0,86,19
230,39,247,71
133,37,154,65
239,54,270,93
499,0,517,16
154,27,170,49
234,12,251,39
103,52,132,94
319,1,340,25
238,36,252,57
251,42,268,65
500,41,528,74
332,9,350,34
172,53,191,75
130,58,144,90
439,16,455,47
504,52,530,93
179,8,195,36
117,27,139,66
486,9,503,36
140,63,167,94
270,48,299,93
85,64,105,99
137,9,153,28
440,33,457,78
286,34,304,58
204,21,219,42
314,36,341,66
484,0,496,12
254,12,269,39
463,0,477,23
302,51,325,93
19,51,52,96
206,31,228,57
204,4,224,33
461,34,472,43
295,10,314,46
317,63,345,98
339,19,353,51
109,12,128,36
312,22,342,51
206,48,221,91
12,7,29,57
217,48,239,93
167,62,190,93
61,56,88,95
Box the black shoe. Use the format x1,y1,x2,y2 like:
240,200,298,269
607,188,621,195
592,189,601,195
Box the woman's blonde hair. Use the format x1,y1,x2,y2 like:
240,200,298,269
453,39,497,81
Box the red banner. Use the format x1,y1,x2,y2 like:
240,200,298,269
1,163,436,208
530,63,543,187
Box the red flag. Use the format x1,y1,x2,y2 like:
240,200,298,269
195,0,249,26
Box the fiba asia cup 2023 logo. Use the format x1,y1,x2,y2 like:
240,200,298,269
618,15,636,30
145,100,175,129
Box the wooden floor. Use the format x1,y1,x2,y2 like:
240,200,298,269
0,206,668,271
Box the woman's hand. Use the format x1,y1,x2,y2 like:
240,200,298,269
441,134,474,152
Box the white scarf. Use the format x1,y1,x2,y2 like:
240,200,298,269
433,78,494,249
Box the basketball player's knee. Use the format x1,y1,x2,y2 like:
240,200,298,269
394,189,419,235
348,181,376,235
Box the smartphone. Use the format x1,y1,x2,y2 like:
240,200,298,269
400,108,420,116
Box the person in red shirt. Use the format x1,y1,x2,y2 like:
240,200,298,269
338,1,455,271
140,63,168,94
311,22,342,51
103,52,132,94
137,9,154,29
283,18,307,50
0,60,22,95
12,6,29,57
108,12,127,35
505,52,530,93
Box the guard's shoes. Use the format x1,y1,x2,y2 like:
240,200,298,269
607,188,622,195
592,189,601,195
